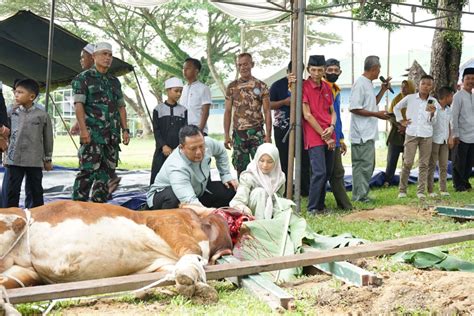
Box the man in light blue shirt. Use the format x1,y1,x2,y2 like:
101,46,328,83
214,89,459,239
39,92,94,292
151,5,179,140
147,125,238,209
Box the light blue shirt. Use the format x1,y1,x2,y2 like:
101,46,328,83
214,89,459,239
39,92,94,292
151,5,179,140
146,137,235,207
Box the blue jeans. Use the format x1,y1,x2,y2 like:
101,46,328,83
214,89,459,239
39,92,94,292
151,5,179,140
308,145,335,211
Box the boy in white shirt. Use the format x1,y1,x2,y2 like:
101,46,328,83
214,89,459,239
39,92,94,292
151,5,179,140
427,86,454,197
394,75,437,199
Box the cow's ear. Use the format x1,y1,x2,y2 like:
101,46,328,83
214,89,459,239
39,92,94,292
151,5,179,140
12,218,26,235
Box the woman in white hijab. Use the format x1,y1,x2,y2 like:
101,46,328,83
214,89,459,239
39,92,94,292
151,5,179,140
230,143,286,219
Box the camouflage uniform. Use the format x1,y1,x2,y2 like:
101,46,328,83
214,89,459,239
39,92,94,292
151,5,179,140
71,66,125,203
226,77,269,176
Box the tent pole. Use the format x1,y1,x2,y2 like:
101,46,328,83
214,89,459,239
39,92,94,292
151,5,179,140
44,0,56,113
132,69,153,125
286,0,296,199
294,0,305,214
48,95,79,151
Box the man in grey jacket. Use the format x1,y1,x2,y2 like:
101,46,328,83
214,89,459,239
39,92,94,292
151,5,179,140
147,125,238,210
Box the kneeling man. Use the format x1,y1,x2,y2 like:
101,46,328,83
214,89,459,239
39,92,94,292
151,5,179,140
147,125,238,209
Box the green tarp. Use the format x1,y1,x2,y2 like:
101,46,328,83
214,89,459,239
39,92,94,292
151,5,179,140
0,10,133,89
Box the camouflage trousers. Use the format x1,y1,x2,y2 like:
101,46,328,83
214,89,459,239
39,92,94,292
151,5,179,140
72,142,119,203
232,127,264,177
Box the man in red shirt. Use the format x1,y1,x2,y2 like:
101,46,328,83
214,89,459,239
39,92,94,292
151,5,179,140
302,55,336,214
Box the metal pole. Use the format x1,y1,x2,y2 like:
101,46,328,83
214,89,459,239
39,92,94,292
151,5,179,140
132,69,153,124
44,0,56,113
294,0,306,213
286,0,296,199
351,12,355,84
240,24,245,53
49,95,79,151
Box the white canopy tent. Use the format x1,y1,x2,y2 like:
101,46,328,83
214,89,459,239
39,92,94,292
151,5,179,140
113,0,290,22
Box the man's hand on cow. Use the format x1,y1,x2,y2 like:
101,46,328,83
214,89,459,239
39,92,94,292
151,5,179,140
224,179,239,191
224,135,233,150
80,129,91,144
43,161,53,171
70,122,80,136
162,145,172,156
122,130,130,145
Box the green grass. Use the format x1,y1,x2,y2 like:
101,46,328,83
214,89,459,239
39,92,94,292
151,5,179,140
18,136,474,314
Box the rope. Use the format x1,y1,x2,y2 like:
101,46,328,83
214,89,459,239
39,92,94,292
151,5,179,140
43,255,207,315
0,209,32,260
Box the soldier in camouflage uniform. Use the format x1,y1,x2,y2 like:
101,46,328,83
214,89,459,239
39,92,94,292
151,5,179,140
224,53,272,177
71,42,130,203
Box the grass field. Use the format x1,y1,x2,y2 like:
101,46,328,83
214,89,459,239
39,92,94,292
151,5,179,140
18,135,474,314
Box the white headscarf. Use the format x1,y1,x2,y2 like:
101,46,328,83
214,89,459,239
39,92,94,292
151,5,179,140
244,143,286,220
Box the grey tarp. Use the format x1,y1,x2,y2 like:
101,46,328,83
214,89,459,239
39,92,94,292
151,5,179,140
0,10,133,89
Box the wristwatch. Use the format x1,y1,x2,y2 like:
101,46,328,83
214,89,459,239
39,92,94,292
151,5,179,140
122,128,130,133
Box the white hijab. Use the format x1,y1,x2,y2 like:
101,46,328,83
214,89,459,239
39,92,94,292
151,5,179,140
244,143,286,220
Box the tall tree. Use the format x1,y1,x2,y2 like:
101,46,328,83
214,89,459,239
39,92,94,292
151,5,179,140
427,0,466,93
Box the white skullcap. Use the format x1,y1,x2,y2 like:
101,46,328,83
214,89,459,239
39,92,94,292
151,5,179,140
83,43,95,55
94,42,112,53
164,77,184,89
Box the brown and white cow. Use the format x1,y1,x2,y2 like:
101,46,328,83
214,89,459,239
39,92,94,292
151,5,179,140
0,200,232,301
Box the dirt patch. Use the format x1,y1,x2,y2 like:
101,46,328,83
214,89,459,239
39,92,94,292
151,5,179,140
283,270,474,314
342,205,433,222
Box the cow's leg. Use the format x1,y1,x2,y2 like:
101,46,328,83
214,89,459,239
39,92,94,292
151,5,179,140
174,254,218,303
0,285,21,316
0,265,41,289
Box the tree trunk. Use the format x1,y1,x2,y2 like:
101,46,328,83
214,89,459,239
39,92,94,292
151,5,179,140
430,0,464,94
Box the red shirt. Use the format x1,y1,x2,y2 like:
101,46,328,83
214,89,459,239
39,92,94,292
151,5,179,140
302,78,334,149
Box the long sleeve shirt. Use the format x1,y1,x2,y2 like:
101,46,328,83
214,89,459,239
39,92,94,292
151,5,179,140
152,101,187,150
6,104,53,167
146,137,235,207
451,89,474,143
394,93,438,138
432,106,451,144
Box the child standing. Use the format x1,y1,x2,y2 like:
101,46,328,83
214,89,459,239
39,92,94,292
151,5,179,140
428,86,454,197
394,75,438,199
150,77,187,185
5,79,53,207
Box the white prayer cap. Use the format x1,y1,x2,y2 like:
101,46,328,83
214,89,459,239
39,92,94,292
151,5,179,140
164,77,184,89
94,42,112,53
82,43,95,55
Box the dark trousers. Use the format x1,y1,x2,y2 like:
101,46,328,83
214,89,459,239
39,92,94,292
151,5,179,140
384,143,404,185
453,141,474,191
308,145,334,211
6,165,43,208
2,167,35,208
329,147,352,210
150,180,236,210
274,125,310,196
150,150,168,185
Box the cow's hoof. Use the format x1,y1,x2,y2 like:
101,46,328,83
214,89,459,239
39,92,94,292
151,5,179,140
175,274,196,298
193,282,218,304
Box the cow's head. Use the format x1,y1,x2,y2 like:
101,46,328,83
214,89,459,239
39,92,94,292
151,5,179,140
0,210,26,271
200,213,233,264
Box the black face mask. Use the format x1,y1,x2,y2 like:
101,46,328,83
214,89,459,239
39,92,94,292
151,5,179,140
325,73,339,83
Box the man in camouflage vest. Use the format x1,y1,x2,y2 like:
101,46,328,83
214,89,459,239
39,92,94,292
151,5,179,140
71,42,130,203
224,53,272,177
